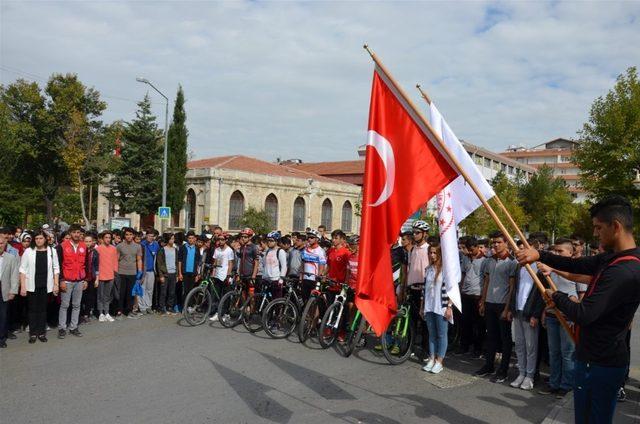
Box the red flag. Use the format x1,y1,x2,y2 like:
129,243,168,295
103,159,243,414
355,68,458,336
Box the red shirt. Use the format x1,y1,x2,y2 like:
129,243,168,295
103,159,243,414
347,252,359,289
327,246,350,288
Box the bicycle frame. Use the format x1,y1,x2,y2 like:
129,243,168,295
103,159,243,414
327,284,350,330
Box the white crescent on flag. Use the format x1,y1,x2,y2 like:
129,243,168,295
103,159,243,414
367,130,396,207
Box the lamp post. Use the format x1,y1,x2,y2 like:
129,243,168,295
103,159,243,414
136,77,169,227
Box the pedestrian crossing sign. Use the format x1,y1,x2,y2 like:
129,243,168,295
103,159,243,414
158,206,171,220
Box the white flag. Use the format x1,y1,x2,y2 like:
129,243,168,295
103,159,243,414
429,102,496,316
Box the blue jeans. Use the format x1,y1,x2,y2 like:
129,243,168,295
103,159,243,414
574,360,627,424
424,312,448,359
546,314,575,390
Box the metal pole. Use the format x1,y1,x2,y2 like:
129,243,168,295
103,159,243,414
136,78,169,231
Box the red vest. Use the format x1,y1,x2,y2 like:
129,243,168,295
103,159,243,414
61,239,87,282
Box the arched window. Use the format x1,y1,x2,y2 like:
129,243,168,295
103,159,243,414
185,189,196,230
321,198,333,231
228,190,245,230
265,193,278,229
341,201,353,233
293,197,306,232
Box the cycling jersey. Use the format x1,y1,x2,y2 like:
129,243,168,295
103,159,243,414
237,243,259,278
301,245,326,281
327,245,350,284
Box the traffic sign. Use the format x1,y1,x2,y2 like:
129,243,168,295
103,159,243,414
158,206,171,220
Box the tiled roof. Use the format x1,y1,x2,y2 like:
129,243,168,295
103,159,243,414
187,155,356,186
292,160,364,175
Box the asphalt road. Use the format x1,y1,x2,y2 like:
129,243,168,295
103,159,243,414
0,314,617,424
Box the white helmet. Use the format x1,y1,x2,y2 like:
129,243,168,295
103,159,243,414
412,220,430,233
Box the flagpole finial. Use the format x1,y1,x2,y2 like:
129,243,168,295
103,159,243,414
416,83,432,105
363,44,375,59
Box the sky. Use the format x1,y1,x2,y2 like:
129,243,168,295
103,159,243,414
1,1,639,162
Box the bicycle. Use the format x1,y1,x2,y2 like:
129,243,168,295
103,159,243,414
380,285,422,365
262,277,304,339
296,275,332,344
319,282,353,348
336,308,368,358
183,265,225,326
241,279,274,333
217,276,245,328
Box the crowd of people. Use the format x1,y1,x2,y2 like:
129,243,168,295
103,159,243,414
0,195,637,424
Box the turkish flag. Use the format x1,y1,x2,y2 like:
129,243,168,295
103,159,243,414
355,68,458,336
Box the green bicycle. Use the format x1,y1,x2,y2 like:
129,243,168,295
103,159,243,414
380,295,415,365
183,265,225,326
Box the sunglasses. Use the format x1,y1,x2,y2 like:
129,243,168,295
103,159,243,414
266,239,276,242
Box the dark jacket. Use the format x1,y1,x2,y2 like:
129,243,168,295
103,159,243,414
542,248,640,368
509,265,544,320
157,245,178,276
85,248,99,281
178,243,201,275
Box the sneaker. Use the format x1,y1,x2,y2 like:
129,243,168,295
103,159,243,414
431,362,444,374
70,329,83,337
209,313,219,322
555,388,571,399
105,314,115,322
58,329,66,339
510,375,526,388
538,385,558,395
422,358,435,372
390,345,400,355
617,387,627,402
374,344,383,351
474,365,494,377
491,371,508,383
128,313,140,319
98,314,107,322
520,377,534,391
146,309,153,315
115,314,124,321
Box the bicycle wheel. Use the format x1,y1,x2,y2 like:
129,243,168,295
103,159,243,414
242,294,265,333
183,287,212,326
297,296,324,344
218,290,243,328
339,313,367,358
262,298,298,339
319,302,342,349
381,314,414,365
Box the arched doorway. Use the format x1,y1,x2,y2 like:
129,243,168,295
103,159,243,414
185,189,196,230
228,190,245,230
265,193,278,230
293,197,306,232
341,201,353,233
321,198,333,231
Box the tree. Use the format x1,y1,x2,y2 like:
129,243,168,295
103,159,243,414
166,85,188,212
240,207,270,236
574,67,640,201
46,73,108,228
519,165,576,241
107,95,163,216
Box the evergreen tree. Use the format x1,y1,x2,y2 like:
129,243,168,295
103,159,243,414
107,94,162,215
166,85,188,212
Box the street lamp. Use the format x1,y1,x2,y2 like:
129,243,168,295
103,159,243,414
136,77,169,226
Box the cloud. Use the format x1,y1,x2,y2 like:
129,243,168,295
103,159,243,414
1,1,639,162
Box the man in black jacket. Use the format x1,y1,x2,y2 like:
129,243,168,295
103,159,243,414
517,195,640,424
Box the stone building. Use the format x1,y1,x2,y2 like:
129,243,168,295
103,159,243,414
96,155,361,234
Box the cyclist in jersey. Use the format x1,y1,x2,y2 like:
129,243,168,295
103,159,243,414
262,231,288,299
326,230,351,303
236,228,259,296
300,230,326,302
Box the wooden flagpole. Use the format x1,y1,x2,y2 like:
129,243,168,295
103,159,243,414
362,44,576,342
414,83,575,342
